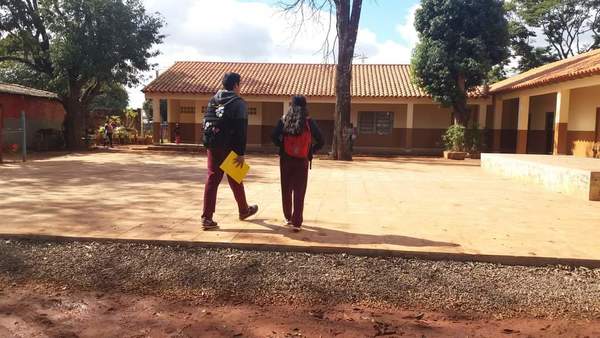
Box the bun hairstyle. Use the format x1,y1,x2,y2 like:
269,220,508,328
283,95,309,135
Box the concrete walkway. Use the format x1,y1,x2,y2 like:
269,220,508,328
1,150,599,266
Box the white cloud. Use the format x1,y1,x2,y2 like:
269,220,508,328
128,0,419,107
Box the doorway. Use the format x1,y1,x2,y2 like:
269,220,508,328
545,112,555,154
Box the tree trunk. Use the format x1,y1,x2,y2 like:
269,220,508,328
333,56,353,161
453,73,468,126
330,0,362,161
63,99,86,150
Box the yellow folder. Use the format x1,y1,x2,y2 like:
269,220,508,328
219,151,250,184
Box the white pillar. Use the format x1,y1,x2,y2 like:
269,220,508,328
167,99,175,123
151,98,161,144
478,103,487,129
406,103,414,149
283,100,290,117
554,89,571,154
152,98,161,123
516,95,530,154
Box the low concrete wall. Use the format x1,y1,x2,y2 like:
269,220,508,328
481,153,600,201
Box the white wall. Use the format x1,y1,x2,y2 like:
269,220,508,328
569,85,600,131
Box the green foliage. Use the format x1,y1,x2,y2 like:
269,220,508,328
0,61,54,90
442,124,466,152
0,0,164,149
143,99,153,122
411,0,510,125
509,0,600,71
90,83,129,113
465,123,485,152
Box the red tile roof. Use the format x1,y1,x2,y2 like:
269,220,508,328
490,48,600,93
0,82,58,99
143,62,487,98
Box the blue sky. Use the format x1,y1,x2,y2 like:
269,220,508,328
132,0,421,107
239,0,421,42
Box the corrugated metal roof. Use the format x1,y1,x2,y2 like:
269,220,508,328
0,82,59,99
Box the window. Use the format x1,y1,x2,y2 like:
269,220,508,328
248,107,257,115
180,106,195,114
359,111,393,135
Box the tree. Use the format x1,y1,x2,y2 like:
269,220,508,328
89,83,129,113
143,99,153,122
280,0,363,161
411,0,510,125
508,0,600,71
0,0,164,149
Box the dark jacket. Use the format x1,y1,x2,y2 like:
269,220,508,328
207,90,248,155
271,118,324,161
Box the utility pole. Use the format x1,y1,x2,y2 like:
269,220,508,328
353,53,368,64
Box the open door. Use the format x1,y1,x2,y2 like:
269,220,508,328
545,112,555,154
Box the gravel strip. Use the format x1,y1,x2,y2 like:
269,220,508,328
1,238,599,320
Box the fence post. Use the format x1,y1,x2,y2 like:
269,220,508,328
21,111,27,162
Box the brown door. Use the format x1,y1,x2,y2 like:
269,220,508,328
545,112,555,154
595,108,600,142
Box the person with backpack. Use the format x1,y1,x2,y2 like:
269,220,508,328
201,72,258,230
271,95,324,231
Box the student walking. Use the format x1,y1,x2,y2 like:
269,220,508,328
271,96,324,231
201,72,258,230
104,120,113,148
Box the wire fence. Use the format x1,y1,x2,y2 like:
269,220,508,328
0,111,27,163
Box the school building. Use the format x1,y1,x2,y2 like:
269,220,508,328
143,48,600,157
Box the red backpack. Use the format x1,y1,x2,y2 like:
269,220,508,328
283,119,312,159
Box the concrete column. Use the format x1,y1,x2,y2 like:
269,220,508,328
492,97,503,152
554,89,571,155
406,103,414,149
151,98,161,144
283,100,290,117
167,99,176,142
516,95,530,154
478,103,487,129
194,100,204,145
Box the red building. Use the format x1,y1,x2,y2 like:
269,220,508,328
0,83,65,153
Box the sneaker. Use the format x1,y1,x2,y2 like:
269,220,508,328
284,219,292,226
202,217,219,230
291,224,302,232
239,205,259,220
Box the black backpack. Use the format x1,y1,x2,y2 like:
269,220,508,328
202,96,239,148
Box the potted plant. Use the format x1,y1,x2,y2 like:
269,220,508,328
442,124,467,160
465,123,485,159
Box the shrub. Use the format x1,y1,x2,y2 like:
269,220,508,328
442,124,466,152
465,123,485,153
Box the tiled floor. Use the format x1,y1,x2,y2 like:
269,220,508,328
1,150,599,265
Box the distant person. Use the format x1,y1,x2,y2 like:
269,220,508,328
174,123,181,144
201,72,258,230
104,121,113,148
271,95,324,231
348,123,357,153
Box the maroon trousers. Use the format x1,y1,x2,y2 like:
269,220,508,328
202,148,249,219
280,156,309,226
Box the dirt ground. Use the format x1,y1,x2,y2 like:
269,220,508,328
1,283,599,338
